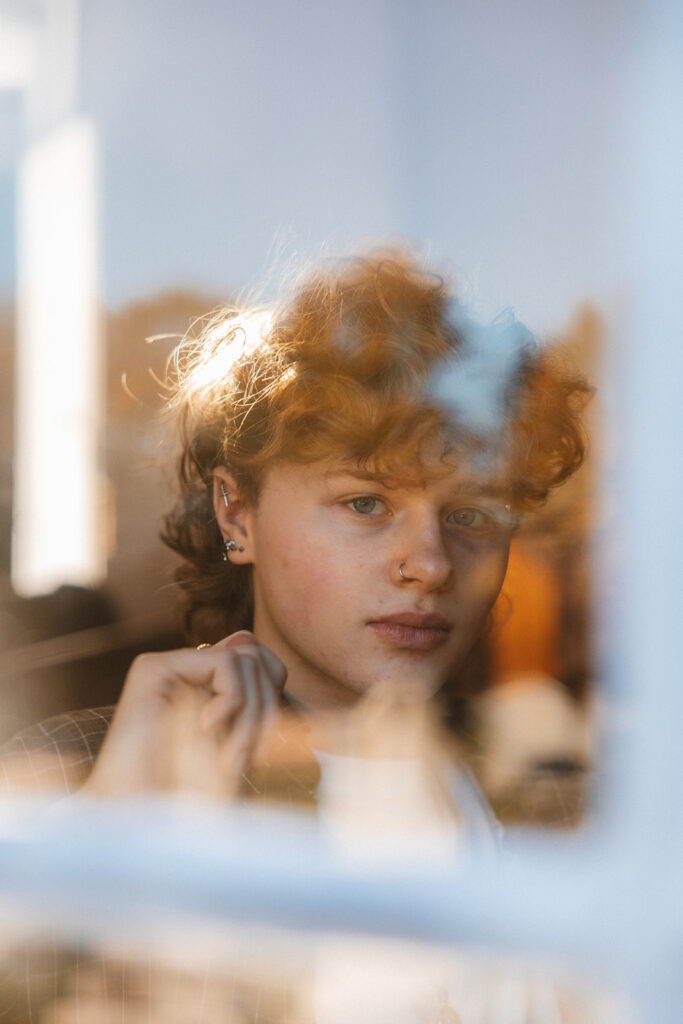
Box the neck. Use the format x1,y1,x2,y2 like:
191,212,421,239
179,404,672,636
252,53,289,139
283,671,361,712
252,612,362,713
312,697,437,758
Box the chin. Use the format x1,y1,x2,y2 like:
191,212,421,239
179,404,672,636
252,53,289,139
362,673,443,705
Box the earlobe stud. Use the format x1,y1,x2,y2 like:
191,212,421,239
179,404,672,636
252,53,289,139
222,536,245,561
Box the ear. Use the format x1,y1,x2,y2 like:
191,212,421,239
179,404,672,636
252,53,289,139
212,467,254,565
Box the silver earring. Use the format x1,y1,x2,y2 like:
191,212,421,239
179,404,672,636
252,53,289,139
220,484,230,508
222,537,244,561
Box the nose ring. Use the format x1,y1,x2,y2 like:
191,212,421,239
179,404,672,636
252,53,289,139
398,562,408,581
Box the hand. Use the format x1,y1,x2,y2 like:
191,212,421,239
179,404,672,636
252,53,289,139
82,631,287,799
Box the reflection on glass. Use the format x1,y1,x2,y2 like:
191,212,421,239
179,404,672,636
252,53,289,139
2,252,593,815
0,926,632,1023
0,252,604,1021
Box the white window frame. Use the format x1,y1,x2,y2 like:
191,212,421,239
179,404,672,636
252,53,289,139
0,2,680,1021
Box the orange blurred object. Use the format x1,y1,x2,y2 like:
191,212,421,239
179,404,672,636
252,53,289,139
491,538,561,682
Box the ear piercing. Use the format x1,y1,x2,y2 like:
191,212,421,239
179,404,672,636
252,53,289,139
222,536,244,561
219,484,243,561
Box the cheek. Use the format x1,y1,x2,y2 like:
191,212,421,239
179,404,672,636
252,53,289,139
484,544,510,591
456,543,510,619
258,528,350,627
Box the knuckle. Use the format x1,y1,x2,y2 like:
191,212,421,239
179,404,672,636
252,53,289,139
128,652,172,693
127,650,187,701
130,651,159,674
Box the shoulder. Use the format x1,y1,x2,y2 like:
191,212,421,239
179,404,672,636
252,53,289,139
0,706,116,797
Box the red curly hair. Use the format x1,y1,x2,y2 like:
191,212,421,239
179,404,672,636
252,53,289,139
162,253,590,644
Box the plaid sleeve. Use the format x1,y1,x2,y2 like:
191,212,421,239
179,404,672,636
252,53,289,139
0,708,116,1021
0,706,116,799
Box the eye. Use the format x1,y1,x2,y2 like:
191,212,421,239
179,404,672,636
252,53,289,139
347,496,387,516
446,506,502,530
447,506,488,527
446,503,520,533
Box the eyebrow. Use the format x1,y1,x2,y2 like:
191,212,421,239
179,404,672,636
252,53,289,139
449,479,514,500
324,468,513,500
324,469,386,483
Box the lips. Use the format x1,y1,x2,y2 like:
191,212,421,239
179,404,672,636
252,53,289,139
367,611,452,651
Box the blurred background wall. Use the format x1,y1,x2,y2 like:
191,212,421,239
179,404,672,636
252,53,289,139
1,0,632,327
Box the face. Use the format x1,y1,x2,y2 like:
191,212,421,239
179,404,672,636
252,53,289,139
222,457,515,709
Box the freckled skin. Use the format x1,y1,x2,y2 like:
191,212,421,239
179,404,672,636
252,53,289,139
240,459,511,709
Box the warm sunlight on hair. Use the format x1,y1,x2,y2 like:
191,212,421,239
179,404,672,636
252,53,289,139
180,308,274,402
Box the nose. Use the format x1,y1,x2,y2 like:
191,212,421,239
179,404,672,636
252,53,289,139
394,515,454,592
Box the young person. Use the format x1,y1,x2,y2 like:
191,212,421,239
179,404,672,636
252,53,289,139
0,251,590,1023
0,252,588,805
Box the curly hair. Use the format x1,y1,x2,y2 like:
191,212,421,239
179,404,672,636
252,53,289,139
161,252,590,644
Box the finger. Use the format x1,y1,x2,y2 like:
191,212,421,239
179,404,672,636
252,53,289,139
254,672,282,763
126,633,266,702
129,642,278,773
213,630,259,650
199,644,275,732
230,639,287,692
203,645,282,765
200,691,243,734
259,646,287,691
126,648,234,701
214,632,287,691
195,643,259,700
218,651,264,775
201,647,249,712
258,664,279,717
198,652,275,735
